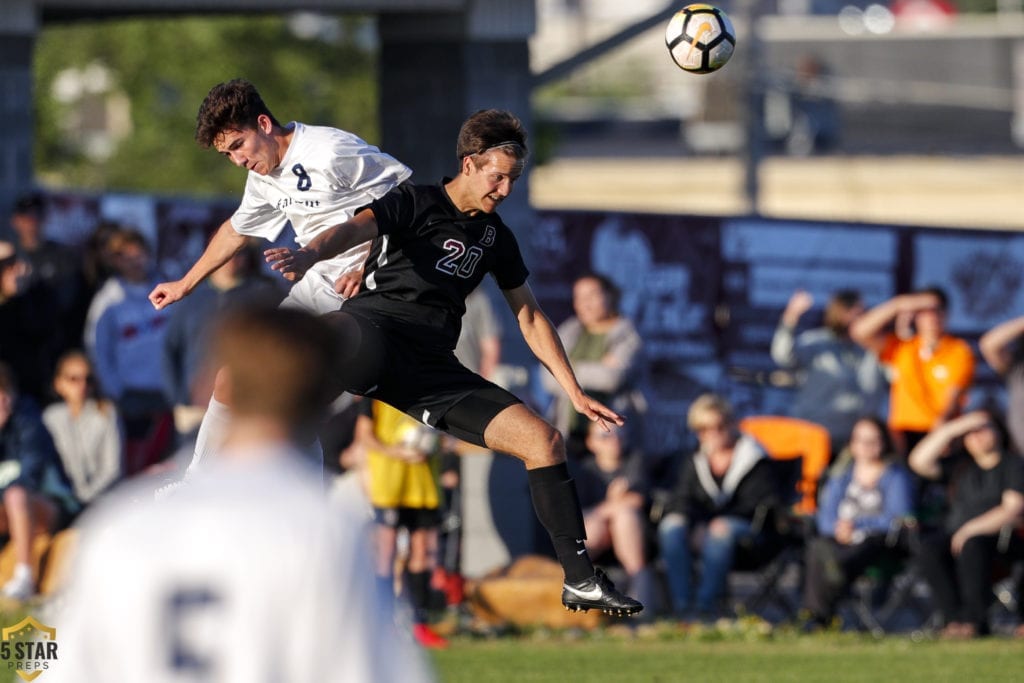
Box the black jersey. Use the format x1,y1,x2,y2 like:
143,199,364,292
347,181,529,349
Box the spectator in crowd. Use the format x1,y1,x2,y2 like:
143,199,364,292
0,240,60,404
162,240,281,443
572,420,655,616
979,315,1024,456
8,192,91,356
771,289,888,456
82,226,131,359
92,229,173,475
455,286,503,381
909,409,1024,639
801,416,914,628
850,287,975,456
657,394,779,621
52,307,434,682
541,272,647,457
42,350,123,505
0,363,79,600
354,399,449,649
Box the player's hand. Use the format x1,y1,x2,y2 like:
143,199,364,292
149,280,188,310
572,393,624,432
335,269,363,299
265,247,317,282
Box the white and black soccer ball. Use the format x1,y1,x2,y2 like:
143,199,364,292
665,4,736,75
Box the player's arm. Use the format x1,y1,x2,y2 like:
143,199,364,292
849,292,937,354
502,282,624,429
979,315,1024,375
265,209,379,283
149,219,246,310
907,411,989,480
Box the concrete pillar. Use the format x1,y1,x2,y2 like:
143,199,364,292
0,1,37,219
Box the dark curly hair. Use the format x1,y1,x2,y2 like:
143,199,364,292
195,79,282,148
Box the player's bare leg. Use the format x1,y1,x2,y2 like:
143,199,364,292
482,403,643,617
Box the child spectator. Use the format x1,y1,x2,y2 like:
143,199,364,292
572,420,655,616
0,363,79,600
356,400,449,649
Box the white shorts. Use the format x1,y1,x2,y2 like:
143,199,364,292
279,267,348,315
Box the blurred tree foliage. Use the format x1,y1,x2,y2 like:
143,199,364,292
33,14,378,197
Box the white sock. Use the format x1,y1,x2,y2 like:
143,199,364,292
12,563,31,582
187,397,232,474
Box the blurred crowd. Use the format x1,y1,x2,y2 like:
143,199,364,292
1,191,1022,642
0,191,283,600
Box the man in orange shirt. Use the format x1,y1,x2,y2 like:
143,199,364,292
850,286,974,456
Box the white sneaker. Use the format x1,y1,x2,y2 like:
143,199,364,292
2,572,34,601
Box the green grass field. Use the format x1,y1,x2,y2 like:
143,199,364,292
431,627,1024,683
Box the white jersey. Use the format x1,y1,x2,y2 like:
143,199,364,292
232,122,411,313
51,450,434,683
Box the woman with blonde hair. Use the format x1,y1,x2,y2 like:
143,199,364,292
657,394,779,620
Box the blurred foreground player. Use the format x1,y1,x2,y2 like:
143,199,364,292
266,109,642,616
52,306,434,683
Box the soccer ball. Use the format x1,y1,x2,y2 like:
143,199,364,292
665,4,736,75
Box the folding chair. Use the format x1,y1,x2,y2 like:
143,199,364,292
729,416,832,621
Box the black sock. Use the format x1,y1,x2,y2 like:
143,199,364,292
407,570,431,624
527,463,593,584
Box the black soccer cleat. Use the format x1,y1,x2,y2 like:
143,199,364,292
561,569,644,617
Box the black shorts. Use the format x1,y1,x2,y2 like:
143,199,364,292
374,506,442,530
325,310,521,448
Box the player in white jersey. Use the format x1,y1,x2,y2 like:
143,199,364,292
52,306,435,683
148,79,410,469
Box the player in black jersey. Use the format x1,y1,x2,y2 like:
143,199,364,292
266,109,642,617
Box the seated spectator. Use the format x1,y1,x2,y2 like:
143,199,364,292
657,394,779,620
355,400,449,649
0,363,79,600
801,416,914,627
771,289,888,456
540,272,647,457
92,229,173,475
42,350,123,505
572,420,654,615
979,315,1024,456
909,410,1024,638
850,286,974,456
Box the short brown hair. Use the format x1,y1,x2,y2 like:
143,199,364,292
195,79,281,148
211,306,340,431
456,109,528,164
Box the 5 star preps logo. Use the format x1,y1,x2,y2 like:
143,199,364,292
1,616,59,681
